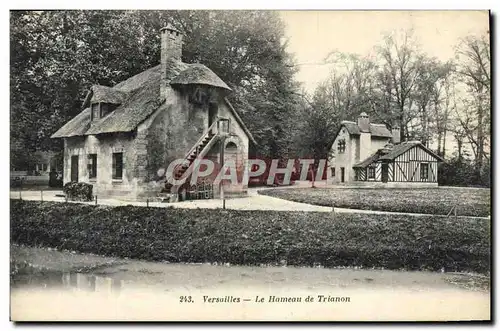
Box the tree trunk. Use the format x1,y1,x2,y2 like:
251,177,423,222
437,131,442,156
476,99,484,174
457,138,463,162
442,128,447,158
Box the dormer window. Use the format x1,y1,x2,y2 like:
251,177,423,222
90,102,118,121
100,103,118,118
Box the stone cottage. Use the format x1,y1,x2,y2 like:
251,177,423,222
328,112,443,187
51,24,256,200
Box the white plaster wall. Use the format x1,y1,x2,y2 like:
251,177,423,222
328,127,352,183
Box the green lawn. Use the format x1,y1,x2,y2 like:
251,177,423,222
260,187,491,217
11,200,490,273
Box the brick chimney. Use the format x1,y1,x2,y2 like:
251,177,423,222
357,112,370,132
391,124,401,144
160,24,183,98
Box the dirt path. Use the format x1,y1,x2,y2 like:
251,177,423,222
10,189,333,212
10,189,490,218
11,245,490,321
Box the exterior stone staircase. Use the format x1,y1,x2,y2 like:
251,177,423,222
165,119,230,201
174,129,218,179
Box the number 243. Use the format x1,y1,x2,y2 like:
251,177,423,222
179,296,193,303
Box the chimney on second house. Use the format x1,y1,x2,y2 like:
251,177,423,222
391,124,401,144
357,112,370,132
160,24,183,98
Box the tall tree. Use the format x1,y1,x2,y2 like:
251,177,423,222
373,30,424,140
454,33,490,174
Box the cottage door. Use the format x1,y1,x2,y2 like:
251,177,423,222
381,163,388,183
70,155,79,182
340,167,345,183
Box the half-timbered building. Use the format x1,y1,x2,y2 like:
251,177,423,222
328,112,444,187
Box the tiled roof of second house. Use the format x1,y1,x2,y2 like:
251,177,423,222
341,121,392,138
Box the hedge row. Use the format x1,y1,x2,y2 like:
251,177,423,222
260,187,491,217
10,200,491,273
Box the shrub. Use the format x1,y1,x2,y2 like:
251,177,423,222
10,200,490,273
438,157,491,188
63,182,93,201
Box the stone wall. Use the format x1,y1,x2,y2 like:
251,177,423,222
63,133,140,200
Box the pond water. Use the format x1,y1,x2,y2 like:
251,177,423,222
12,271,125,294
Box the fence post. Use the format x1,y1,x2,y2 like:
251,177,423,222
446,206,453,217
19,190,22,200
146,198,149,208
95,195,98,205
41,190,43,202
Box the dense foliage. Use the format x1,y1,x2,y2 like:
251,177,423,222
260,187,491,217
438,156,491,188
11,200,490,273
62,182,93,201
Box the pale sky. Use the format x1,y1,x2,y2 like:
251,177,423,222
280,11,489,93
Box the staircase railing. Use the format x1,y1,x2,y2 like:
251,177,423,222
181,120,219,162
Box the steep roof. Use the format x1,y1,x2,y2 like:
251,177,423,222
379,141,444,161
51,108,91,138
91,85,128,104
51,61,254,143
341,121,392,138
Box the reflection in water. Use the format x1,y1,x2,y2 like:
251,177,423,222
13,271,124,294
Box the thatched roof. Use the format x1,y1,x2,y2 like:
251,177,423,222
340,121,392,138
91,85,128,104
170,64,232,92
114,65,163,92
51,60,253,142
51,108,91,138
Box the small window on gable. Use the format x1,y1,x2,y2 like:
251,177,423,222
338,139,346,153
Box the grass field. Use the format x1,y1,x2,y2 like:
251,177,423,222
260,187,490,217
11,200,490,273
